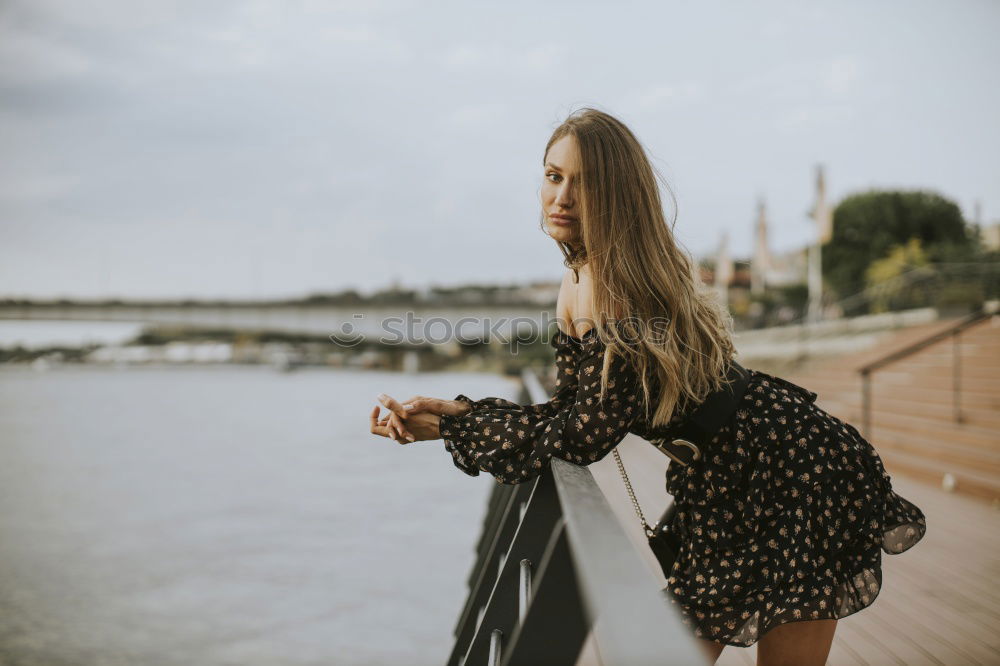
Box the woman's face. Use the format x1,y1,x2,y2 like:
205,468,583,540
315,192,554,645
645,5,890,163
541,134,582,246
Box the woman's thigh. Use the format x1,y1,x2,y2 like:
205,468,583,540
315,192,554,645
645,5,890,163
756,618,837,666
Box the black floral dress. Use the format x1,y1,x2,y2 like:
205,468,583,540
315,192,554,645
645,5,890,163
438,326,927,647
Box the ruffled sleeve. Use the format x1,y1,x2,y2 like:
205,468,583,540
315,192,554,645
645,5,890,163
439,328,645,484
449,327,584,418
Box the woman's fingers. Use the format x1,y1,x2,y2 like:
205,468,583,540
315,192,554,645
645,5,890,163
375,394,402,442
377,393,417,441
378,393,414,419
370,405,406,443
371,405,415,444
386,411,414,442
369,405,394,441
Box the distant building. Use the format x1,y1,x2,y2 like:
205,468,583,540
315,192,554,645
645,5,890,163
714,230,733,305
749,198,808,290
979,220,1000,251
764,245,809,287
750,199,770,295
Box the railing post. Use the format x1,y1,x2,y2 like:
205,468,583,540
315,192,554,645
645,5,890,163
861,367,872,440
517,559,532,624
797,319,808,365
488,629,502,666
953,328,963,424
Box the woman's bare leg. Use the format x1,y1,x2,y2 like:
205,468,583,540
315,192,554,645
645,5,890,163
756,618,837,666
694,637,726,664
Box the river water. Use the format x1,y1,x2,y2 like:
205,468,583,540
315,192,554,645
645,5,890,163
0,363,520,665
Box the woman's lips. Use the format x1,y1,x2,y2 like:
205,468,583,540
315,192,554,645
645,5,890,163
550,216,577,226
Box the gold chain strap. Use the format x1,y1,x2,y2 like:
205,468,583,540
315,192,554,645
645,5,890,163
612,448,655,538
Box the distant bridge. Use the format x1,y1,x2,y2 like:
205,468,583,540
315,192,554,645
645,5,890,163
0,302,561,346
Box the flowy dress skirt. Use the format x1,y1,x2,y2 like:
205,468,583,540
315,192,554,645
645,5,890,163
661,368,927,647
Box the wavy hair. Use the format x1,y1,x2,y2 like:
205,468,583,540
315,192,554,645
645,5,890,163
542,107,738,428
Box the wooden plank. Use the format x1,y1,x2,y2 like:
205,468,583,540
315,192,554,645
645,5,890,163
882,567,1000,664
826,637,866,666
896,563,1000,615
889,564,1000,629
836,619,905,665
873,595,983,664
832,636,869,666
847,609,943,665
887,517,1000,620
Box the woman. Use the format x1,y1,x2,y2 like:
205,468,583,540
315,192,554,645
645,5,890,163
368,108,926,664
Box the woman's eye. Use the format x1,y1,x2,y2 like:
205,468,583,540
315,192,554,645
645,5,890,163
546,172,561,182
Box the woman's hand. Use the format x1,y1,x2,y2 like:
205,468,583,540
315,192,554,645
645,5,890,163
369,405,441,443
372,393,473,443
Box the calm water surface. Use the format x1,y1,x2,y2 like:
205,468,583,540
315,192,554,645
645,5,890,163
0,364,520,665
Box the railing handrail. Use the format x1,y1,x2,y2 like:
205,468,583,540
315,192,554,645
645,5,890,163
445,369,706,665
857,301,998,438
547,458,703,664
859,302,997,375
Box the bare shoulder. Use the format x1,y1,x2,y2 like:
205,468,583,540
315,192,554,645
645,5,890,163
556,266,595,338
556,269,576,337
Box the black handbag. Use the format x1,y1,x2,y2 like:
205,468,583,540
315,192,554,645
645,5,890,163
647,503,682,578
611,360,752,580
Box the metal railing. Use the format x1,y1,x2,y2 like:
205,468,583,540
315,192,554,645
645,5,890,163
773,261,1000,329
445,372,706,666
857,301,999,439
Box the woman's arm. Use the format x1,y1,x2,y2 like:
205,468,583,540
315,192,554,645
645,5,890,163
375,323,586,442
454,326,587,419
439,333,643,484
378,269,588,440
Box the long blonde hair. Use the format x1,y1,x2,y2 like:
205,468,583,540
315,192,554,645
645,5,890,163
543,107,738,427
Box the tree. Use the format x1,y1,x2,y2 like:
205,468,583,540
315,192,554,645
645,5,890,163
864,238,931,312
824,189,970,302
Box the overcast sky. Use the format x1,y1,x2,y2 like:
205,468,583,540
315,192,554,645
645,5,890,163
1,0,997,300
